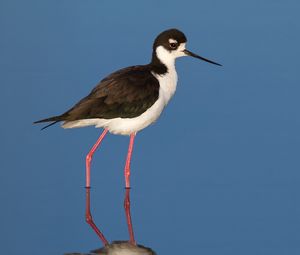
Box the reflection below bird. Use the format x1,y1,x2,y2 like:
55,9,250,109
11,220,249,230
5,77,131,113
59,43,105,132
65,241,156,255
92,241,156,255
65,187,155,255
85,187,135,245
34,28,221,188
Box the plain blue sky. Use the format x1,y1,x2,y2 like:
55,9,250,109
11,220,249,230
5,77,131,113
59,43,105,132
1,0,300,254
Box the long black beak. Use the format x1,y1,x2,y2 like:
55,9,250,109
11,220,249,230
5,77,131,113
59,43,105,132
184,49,222,66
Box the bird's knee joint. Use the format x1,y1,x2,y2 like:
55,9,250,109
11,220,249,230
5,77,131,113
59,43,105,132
85,214,93,223
86,154,92,162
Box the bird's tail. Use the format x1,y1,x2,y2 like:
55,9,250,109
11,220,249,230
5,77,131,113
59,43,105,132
33,115,63,130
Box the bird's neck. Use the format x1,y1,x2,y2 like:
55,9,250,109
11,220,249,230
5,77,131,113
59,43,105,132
150,50,176,76
150,51,178,105
150,52,168,75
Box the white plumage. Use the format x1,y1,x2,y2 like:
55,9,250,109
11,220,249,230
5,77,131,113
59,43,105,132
62,43,186,135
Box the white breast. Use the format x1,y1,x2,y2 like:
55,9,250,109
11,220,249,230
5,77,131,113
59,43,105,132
152,67,178,105
62,70,178,135
62,45,180,135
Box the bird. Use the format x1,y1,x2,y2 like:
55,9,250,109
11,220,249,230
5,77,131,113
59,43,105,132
34,28,221,189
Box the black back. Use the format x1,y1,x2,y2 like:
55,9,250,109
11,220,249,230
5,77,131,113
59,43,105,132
34,65,160,125
34,28,188,128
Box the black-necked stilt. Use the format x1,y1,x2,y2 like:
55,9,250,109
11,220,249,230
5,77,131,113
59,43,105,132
34,28,221,188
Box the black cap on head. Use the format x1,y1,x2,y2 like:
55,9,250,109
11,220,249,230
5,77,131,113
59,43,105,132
151,28,222,69
153,28,187,51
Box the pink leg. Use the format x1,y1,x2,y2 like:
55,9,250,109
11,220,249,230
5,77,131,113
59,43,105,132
86,129,108,188
124,188,136,244
85,187,109,245
124,133,136,188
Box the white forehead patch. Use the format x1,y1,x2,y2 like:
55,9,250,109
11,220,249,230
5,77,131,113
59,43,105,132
169,38,178,44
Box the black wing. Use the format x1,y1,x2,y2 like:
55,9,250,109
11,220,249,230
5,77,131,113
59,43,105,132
34,65,160,127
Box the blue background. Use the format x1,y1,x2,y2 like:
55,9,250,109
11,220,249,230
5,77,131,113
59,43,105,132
1,0,300,254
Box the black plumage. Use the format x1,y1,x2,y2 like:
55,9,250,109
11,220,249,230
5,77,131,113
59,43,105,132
33,28,222,192
34,65,160,128
34,28,221,131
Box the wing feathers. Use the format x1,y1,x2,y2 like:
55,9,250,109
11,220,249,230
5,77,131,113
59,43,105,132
34,65,160,126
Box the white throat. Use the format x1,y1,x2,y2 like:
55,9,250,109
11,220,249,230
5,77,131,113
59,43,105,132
155,43,186,69
155,46,176,70
152,45,182,105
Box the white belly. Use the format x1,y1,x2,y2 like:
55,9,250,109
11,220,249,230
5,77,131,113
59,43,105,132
62,69,178,135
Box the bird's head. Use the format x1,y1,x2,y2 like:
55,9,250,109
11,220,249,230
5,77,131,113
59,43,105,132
152,28,221,67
